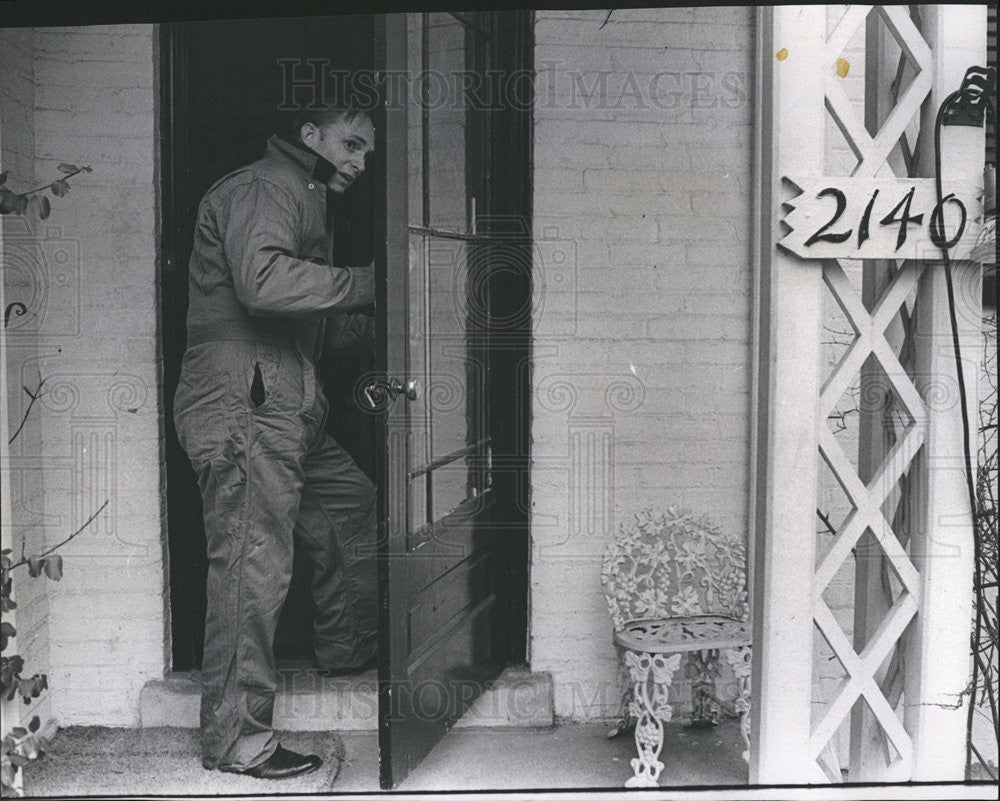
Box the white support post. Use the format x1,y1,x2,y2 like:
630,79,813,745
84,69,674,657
749,5,829,785
904,4,986,781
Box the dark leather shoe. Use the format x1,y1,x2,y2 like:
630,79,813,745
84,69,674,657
315,656,377,678
222,745,322,779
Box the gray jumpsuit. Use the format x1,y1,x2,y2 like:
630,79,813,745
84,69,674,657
173,134,376,772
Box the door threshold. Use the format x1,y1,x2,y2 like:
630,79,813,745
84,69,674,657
139,667,552,731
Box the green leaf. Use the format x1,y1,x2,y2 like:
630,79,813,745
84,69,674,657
26,555,43,578
57,163,78,174
1,655,25,679
15,735,41,760
18,675,43,702
0,622,15,651
9,729,25,740
27,716,39,733
0,188,17,214
38,195,51,220
50,180,65,198
0,760,16,790
13,194,28,215
42,555,62,582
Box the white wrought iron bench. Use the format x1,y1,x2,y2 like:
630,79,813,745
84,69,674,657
601,507,753,787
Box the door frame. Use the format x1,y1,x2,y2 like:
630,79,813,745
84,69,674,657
158,20,203,672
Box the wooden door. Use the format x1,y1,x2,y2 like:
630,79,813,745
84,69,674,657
374,11,532,789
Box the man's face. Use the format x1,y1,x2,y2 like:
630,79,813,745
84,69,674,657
301,114,375,194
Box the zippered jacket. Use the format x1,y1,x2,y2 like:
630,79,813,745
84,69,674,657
185,134,374,355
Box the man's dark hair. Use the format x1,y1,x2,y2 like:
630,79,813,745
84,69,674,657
289,104,373,143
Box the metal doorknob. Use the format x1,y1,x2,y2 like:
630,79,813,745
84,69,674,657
399,377,421,401
363,377,420,409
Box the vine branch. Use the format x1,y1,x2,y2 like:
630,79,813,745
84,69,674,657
15,165,91,198
8,500,108,571
7,380,45,445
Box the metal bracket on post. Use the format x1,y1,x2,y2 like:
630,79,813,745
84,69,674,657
941,66,995,127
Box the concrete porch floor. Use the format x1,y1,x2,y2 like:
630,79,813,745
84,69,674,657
22,719,749,796
344,719,750,792
21,719,997,798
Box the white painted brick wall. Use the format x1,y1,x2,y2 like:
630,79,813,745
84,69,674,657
6,23,167,727
531,7,754,722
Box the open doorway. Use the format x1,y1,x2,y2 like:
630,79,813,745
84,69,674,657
160,14,379,669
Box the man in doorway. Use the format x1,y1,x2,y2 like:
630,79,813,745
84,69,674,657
173,103,378,779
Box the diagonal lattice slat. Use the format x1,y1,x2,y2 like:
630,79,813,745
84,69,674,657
823,6,934,179
815,426,922,596
819,260,926,423
807,5,939,774
809,598,916,765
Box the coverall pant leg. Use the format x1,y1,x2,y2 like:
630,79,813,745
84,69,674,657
174,339,376,771
294,430,378,670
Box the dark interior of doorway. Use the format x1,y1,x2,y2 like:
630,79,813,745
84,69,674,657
160,15,378,670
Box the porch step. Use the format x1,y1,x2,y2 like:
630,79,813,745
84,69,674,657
139,667,552,731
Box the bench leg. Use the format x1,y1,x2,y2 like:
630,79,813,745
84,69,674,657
689,649,722,724
624,651,682,787
724,645,753,763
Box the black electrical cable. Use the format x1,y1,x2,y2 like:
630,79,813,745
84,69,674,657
931,86,998,780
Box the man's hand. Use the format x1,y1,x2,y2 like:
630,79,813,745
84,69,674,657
324,310,375,354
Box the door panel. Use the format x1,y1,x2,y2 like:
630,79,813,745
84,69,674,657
377,11,525,789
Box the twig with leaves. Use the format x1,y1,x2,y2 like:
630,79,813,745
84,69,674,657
0,497,107,796
0,163,92,220
0,374,105,795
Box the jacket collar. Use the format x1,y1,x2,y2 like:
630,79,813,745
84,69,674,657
266,134,337,185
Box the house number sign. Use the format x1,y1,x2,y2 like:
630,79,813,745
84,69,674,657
778,176,981,261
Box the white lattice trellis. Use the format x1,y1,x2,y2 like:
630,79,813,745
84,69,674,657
811,6,937,776
752,4,986,784
812,262,925,770
824,6,933,179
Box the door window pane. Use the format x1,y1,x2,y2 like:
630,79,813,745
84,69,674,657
407,13,424,227
433,461,471,518
427,237,477,465
426,13,468,232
